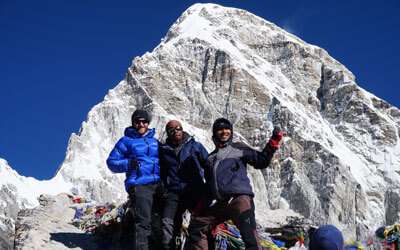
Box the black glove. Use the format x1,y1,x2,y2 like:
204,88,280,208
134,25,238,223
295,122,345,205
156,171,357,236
128,159,139,172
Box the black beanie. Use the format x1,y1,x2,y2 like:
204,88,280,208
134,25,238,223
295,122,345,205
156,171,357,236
131,110,151,124
212,118,233,136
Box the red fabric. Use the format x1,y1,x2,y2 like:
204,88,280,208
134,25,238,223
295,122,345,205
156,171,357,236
72,197,82,203
95,206,108,218
268,130,283,149
211,223,225,237
191,198,205,216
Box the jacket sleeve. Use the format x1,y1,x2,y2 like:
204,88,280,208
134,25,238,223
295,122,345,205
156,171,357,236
238,142,277,169
195,143,208,176
106,138,130,173
158,142,168,185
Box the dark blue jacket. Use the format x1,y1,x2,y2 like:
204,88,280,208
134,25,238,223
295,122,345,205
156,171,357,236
106,127,160,191
205,141,276,199
159,134,208,193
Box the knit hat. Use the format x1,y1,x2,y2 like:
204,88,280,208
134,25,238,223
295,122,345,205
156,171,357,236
212,118,233,146
131,110,151,124
212,118,233,136
309,225,344,250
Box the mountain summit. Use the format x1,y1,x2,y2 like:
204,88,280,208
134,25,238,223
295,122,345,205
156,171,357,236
1,3,399,248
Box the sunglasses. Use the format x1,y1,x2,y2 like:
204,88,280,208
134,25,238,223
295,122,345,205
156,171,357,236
166,126,183,135
134,119,149,125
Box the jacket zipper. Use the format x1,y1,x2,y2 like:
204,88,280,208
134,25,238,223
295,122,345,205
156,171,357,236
144,138,150,155
212,146,233,200
212,155,221,199
145,138,157,182
152,159,156,182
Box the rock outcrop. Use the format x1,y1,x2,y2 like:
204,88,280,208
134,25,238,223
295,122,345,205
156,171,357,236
14,194,97,250
13,193,304,250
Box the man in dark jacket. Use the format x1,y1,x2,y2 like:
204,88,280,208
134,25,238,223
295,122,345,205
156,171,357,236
159,120,209,250
107,109,161,250
187,118,283,250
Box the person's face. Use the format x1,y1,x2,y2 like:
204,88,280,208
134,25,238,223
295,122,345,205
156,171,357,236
166,121,183,142
133,118,149,135
216,128,231,142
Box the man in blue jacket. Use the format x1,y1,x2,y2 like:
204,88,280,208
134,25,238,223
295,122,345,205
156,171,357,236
187,118,283,250
159,120,208,250
107,109,160,250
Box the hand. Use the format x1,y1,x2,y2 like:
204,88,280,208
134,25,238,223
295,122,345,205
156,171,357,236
272,126,283,140
268,126,283,149
128,159,139,172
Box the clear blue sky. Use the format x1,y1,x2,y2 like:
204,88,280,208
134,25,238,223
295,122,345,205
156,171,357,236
1,0,399,180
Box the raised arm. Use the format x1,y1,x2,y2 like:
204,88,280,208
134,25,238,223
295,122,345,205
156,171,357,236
158,142,169,185
242,127,283,169
194,142,209,180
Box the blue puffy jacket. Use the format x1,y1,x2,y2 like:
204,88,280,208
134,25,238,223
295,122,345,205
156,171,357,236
159,133,208,193
106,127,160,191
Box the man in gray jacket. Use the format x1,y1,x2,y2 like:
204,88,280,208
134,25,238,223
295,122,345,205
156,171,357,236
187,118,282,250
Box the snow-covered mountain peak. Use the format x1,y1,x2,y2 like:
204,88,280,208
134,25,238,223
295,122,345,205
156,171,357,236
0,158,11,174
166,4,352,72
169,3,297,43
2,3,400,245
0,158,72,208
122,3,400,237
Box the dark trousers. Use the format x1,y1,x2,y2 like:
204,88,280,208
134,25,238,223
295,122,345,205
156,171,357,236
162,190,199,250
128,183,162,250
186,195,261,250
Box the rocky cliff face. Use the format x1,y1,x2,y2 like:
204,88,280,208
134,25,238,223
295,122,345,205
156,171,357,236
2,3,400,247
55,3,399,239
0,159,71,249
0,171,19,249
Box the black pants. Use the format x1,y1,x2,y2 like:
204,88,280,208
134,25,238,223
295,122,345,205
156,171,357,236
186,195,260,250
162,190,199,250
128,183,162,250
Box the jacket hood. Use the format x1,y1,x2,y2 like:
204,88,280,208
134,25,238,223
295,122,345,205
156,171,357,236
124,127,155,139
